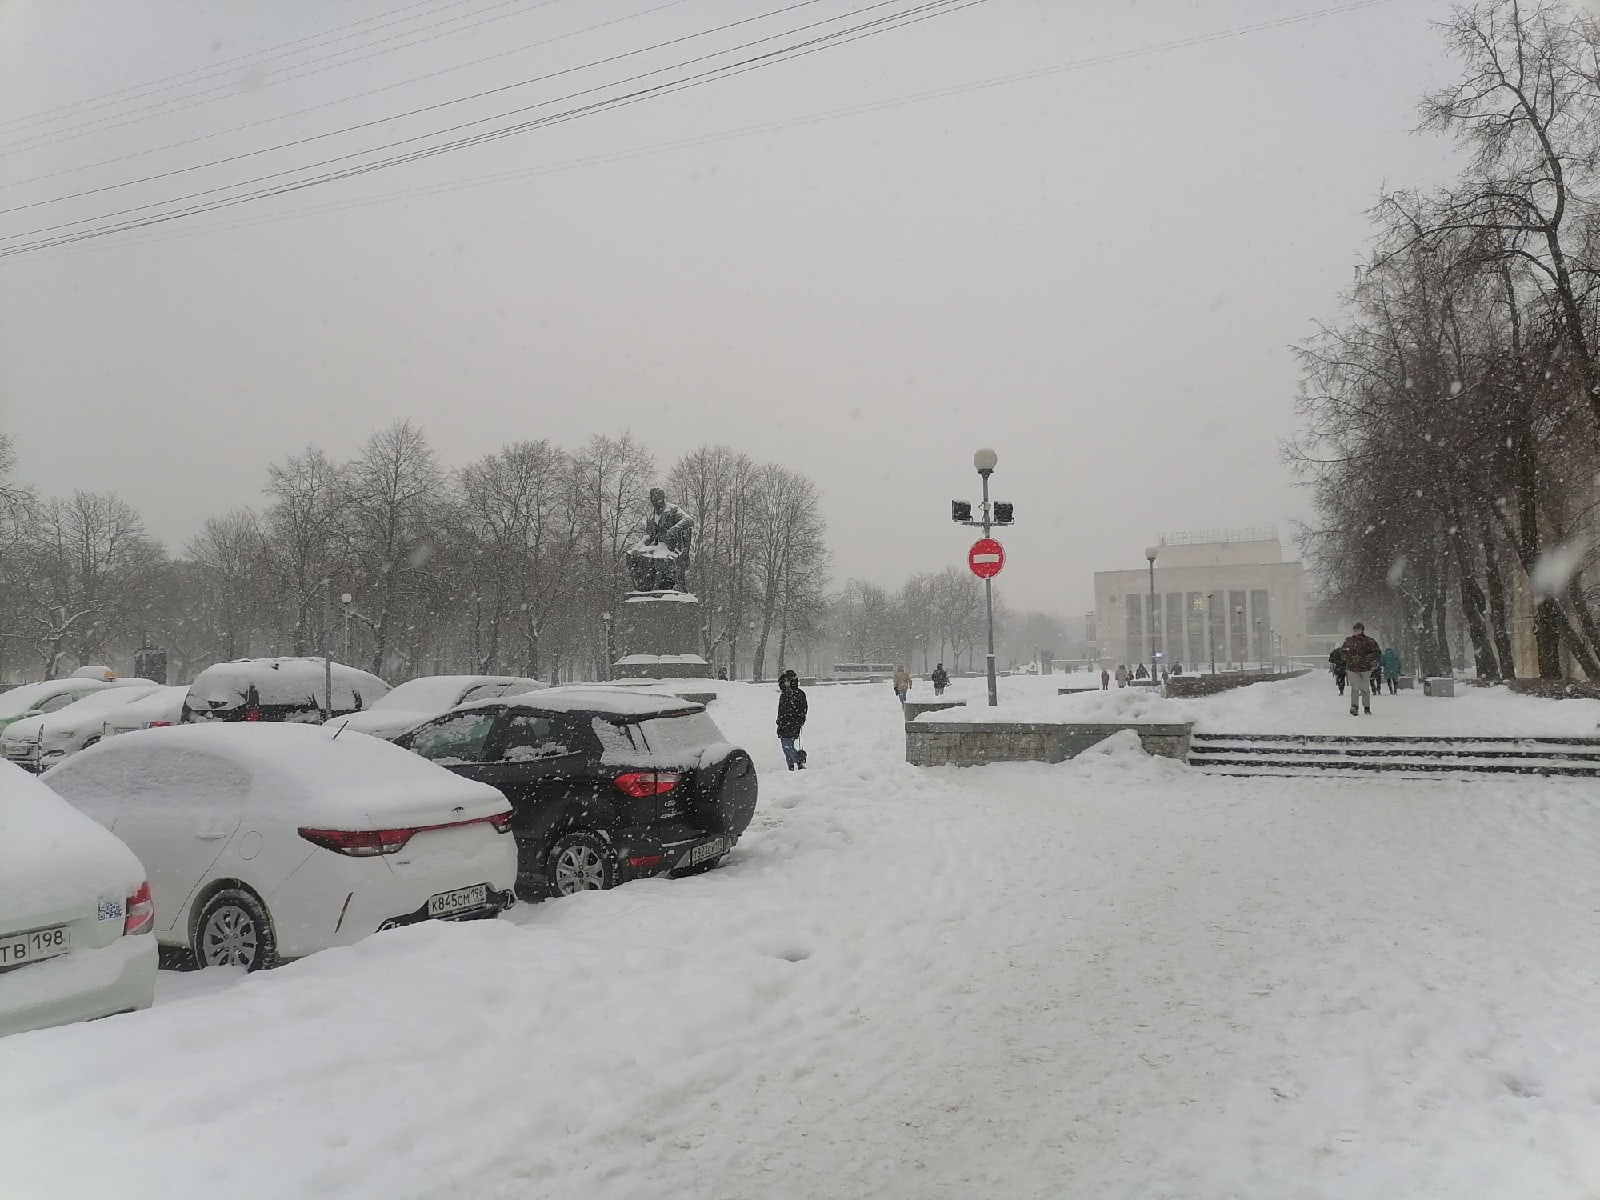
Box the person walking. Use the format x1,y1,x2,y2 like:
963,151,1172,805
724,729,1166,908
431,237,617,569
1381,646,1403,694
1339,622,1381,716
1329,646,1347,695
1100,668,1110,690
1115,664,1129,688
931,663,950,696
892,666,912,704
1134,663,1148,680
776,669,808,770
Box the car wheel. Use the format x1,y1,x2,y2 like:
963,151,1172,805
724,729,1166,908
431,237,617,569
690,748,759,839
545,830,617,897
193,888,277,971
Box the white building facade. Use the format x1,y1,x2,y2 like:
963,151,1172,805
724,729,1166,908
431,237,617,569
1092,530,1310,672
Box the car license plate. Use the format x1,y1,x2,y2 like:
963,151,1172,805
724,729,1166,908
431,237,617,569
688,838,727,866
0,925,71,969
426,885,488,917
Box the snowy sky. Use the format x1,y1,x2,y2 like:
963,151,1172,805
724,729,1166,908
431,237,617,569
0,0,1467,612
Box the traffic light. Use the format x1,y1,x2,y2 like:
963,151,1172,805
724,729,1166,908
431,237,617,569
993,502,1014,525
952,500,972,523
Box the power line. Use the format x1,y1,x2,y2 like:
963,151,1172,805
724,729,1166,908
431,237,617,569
8,0,1396,261
3,0,987,256
0,0,505,133
0,0,564,154
2,0,699,190
2,0,836,215
4,0,940,238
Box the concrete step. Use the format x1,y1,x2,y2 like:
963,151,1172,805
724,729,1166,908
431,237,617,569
1188,731,1600,778
1191,754,1600,778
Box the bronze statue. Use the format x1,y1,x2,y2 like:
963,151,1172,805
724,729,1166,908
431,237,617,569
626,487,695,592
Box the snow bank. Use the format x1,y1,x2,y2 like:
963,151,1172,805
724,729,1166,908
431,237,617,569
5,679,1599,1199
916,681,1189,723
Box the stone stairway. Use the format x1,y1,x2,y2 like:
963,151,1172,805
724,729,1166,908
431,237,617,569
1188,732,1600,779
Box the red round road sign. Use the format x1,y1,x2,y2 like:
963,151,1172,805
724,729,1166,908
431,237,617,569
968,538,1005,579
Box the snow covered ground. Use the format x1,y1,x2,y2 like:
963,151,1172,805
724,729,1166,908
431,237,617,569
3,675,1599,1199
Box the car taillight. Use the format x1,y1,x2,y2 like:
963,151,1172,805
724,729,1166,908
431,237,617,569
243,707,261,722
149,721,172,728
299,827,416,856
124,881,154,936
299,812,512,857
613,771,680,798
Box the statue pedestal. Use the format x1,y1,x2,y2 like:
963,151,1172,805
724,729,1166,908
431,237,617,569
614,591,712,680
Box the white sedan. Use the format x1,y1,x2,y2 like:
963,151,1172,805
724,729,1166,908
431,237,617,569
43,724,517,970
99,685,189,739
1,683,165,772
0,761,156,1038
332,674,545,741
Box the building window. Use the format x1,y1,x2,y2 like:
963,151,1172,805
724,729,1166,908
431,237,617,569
1126,593,1143,666
1186,593,1205,665
1165,593,1184,670
1229,590,1247,665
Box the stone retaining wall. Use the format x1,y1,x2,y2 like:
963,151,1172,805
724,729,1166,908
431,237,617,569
903,700,966,720
906,721,1193,767
1164,670,1308,699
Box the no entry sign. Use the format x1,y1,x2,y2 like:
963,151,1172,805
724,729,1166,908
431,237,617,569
968,538,1005,579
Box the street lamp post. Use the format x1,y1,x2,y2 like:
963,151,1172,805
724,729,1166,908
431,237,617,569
975,449,1000,707
340,593,353,664
1233,604,1243,671
1144,546,1159,687
321,577,334,721
1254,617,1263,672
601,612,613,681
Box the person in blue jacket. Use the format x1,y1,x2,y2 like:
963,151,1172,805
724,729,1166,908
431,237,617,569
1380,646,1403,694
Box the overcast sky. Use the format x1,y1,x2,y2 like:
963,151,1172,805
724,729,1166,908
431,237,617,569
0,0,1469,614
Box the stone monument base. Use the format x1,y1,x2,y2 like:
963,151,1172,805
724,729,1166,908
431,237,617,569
614,591,712,680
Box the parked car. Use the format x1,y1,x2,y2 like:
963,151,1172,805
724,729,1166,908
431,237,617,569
181,657,390,724
1,683,165,773
0,761,156,1038
0,676,152,737
100,685,190,740
332,674,547,741
43,724,516,971
396,688,757,899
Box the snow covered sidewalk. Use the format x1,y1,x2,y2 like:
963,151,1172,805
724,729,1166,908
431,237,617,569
3,681,1598,1199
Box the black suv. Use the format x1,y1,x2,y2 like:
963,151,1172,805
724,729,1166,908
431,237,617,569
396,688,758,899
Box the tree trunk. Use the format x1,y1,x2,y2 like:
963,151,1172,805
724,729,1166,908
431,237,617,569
1449,525,1499,679
1481,525,1517,677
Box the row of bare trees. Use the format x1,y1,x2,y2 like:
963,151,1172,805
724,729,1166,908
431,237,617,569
1293,0,1600,680
0,425,833,683
826,569,1005,675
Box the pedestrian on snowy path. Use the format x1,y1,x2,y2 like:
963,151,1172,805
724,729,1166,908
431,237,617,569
1339,623,1381,716
1381,646,1402,694
1100,668,1110,690
776,669,808,770
1115,664,1129,688
892,666,912,703
1329,646,1347,694
931,663,950,696
1134,663,1148,680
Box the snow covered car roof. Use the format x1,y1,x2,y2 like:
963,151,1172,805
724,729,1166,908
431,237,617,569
0,678,152,720
368,675,544,712
101,685,189,730
2,685,165,740
459,686,705,718
184,658,390,710
0,759,145,921
43,723,506,824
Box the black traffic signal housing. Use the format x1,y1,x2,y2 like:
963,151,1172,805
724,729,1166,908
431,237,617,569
993,502,1014,525
952,500,972,523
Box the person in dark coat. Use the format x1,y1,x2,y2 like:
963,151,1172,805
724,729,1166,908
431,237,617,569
1100,668,1110,690
931,663,950,696
1134,663,1148,680
1329,646,1347,694
776,669,808,770
1339,623,1382,716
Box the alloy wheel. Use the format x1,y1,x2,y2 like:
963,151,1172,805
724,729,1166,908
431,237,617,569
553,844,607,894
200,904,260,967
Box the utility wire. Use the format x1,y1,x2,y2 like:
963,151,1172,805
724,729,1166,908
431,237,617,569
4,0,944,237
0,0,565,154
0,0,467,131
7,0,1393,261
2,0,836,214
3,0,986,256
2,0,698,190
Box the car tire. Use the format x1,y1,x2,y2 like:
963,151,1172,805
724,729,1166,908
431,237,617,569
192,888,277,971
690,748,758,839
545,830,617,897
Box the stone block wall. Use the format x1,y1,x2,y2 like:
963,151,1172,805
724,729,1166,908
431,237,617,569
1163,670,1308,699
906,721,1193,767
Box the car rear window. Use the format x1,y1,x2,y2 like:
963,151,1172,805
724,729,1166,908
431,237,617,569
634,711,724,763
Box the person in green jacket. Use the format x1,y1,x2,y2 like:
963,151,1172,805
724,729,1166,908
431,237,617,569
1380,646,1403,694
